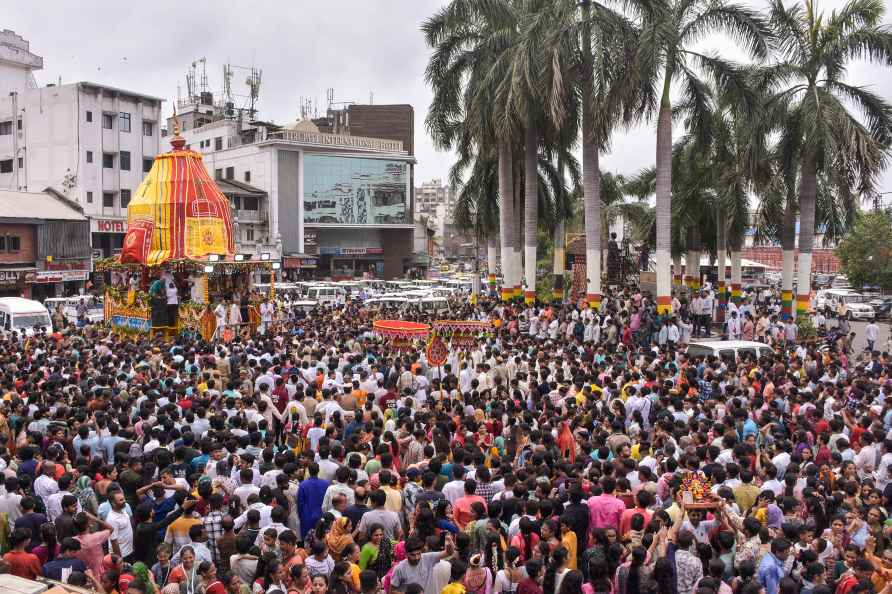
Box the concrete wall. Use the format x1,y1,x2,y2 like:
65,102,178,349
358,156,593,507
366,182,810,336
277,150,301,255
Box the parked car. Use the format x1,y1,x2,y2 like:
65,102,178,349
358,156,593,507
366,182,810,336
0,297,53,336
869,296,892,320
686,340,776,364
815,289,876,320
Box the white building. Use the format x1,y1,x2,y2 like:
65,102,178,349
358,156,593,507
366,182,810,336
176,117,423,279
415,178,455,238
0,30,163,257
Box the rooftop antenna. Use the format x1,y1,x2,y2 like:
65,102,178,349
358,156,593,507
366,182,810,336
198,57,208,94
326,88,334,110
369,90,373,105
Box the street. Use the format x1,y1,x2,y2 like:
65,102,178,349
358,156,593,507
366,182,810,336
836,319,891,352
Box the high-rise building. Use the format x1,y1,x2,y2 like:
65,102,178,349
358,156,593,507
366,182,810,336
0,30,163,260
415,178,456,238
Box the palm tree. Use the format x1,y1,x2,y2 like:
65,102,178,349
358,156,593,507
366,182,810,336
638,0,770,314
766,0,892,317
423,0,518,301
532,0,645,309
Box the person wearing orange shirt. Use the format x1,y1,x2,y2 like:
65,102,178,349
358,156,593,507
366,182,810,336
4,528,41,580
453,479,487,530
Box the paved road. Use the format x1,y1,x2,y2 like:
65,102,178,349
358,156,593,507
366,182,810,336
835,319,891,352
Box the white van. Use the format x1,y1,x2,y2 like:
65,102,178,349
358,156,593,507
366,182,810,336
686,340,775,364
0,297,53,336
418,296,450,314
305,285,345,305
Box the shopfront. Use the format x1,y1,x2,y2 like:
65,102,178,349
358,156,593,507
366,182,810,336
0,268,34,298
28,266,91,300
283,255,318,281
321,247,385,280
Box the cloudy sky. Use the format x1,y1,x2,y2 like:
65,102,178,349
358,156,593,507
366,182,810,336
6,0,892,199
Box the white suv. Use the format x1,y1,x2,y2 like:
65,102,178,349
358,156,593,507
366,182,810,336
817,289,876,320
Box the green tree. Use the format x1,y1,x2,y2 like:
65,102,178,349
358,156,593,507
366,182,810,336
765,0,892,317
836,210,892,290
638,0,770,314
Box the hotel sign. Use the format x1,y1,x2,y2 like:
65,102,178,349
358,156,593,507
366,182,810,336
280,130,403,153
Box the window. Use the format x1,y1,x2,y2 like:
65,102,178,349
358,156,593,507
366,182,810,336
0,121,11,135
86,151,93,164
86,110,93,123
245,228,254,242
103,153,114,169
225,167,234,180
119,112,131,132
142,121,154,137
0,237,5,251
87,191,93,203
243,197,259,211
120,151,131,171
102,113,114,129
214,137,223,151
233,197,241,210
244,170,251,182
102,192,115,208
143,158,153,173
120,189,131,208
214,168,223,179
16,119,21,131
17,157,22,169
0,160,11,173
5,236,20,252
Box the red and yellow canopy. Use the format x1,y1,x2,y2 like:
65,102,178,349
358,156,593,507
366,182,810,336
120,131,235,266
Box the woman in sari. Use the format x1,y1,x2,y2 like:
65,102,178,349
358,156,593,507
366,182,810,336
358,523,392,579
73,475,99,515
556,422,576,463
287,564,313,594
325,516,355,562
164,546,199,594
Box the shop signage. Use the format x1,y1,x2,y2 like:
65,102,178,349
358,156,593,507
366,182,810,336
283,256,318,269
0,269,30,285
341,247,383,256
282,130,403,153
31,270,89,283
45,260,90,271
91,218,127,233
304,231,318,255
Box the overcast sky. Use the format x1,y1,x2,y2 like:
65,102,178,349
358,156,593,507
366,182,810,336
6,0,892,200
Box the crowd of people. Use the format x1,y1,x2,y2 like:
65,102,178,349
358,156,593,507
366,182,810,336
0,282,889,594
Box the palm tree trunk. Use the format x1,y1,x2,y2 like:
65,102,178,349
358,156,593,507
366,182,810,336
690,226,701,293
781,191,796,319
553,219,565,302
730,236,742,306
655,93,673,314
498,141,514,302
524,123,538,304
797,152,817,318
716,205,727,325
673,254,682,288
581,0,601,311
487,235,498,297
684,248,694,293
513,168,524,299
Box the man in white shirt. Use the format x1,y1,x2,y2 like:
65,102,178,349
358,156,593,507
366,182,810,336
33,462,60,513
106,490,134,559
865,320,879,351
727,311,742,340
